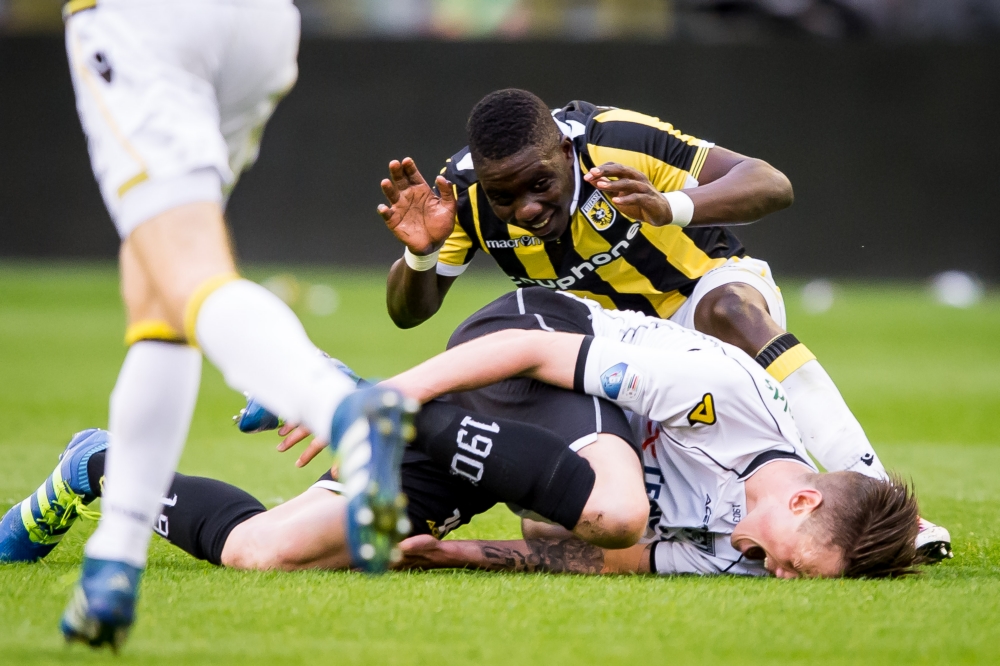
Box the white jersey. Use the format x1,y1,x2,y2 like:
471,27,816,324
567,294,816,576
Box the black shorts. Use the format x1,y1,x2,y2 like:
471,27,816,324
447,287,595,345
318,288,636,538
442,287,635,454
315,450,497,538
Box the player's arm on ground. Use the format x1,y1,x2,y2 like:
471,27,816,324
380,158,461,328
398,534,650,574
386,330,581,402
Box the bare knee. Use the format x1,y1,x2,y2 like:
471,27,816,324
693,283,780,356
577,491,649,549
125,202,237,327
521,517,574,541
575,435,649,548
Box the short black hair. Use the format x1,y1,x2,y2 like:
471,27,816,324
467,89,561,163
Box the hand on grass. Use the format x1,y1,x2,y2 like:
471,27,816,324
396,535,456,570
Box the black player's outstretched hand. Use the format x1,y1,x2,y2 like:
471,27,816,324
378,157,457,255
584,162,674,226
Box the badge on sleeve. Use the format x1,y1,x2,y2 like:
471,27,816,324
601,363,642,401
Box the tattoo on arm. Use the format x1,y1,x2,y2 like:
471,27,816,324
479,538,605,574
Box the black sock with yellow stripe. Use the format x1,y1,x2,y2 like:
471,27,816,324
754,333,817,382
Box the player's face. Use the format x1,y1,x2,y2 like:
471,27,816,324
732,512,843,579
477,137,577,242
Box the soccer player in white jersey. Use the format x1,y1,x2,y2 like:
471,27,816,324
2,290,921,579
376,90,951,561
56,0,415,649
388,290,921,578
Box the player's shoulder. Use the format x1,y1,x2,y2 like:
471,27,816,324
583,103,702,155
441,146,479,191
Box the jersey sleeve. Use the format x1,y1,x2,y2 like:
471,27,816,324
650,540,767,576
586,108,714,192
575,336,731,424
574,336,807,473
436,149,482,276
436,215,476,276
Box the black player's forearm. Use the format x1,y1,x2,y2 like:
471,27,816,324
386,259,451,328
687,159,793,226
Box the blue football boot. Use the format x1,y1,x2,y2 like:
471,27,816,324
330,386,418,573
232,393,282,433
233,355,368,433
0,428,107,563
61,556,142,651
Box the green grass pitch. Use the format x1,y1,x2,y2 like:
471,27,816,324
1,262,998,665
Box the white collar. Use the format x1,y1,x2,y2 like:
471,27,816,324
554,115,586,217
569,143,581,217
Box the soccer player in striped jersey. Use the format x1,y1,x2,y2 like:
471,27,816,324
377,89,950,560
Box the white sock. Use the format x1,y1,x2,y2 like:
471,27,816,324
781,359,887,479
85,342,202,568
194,279,355,437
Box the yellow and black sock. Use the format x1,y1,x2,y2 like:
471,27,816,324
755,333,817,382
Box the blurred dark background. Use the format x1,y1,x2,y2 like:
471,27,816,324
1,1,998,279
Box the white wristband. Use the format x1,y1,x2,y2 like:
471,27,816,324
662,191,695,228
403,247,440,271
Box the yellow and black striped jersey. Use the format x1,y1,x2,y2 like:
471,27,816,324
437,100,745,318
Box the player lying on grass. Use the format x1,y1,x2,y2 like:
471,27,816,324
2,294,653,568
1,290,921,578
377,88,950,559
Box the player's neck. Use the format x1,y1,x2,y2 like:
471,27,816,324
744,461,813,512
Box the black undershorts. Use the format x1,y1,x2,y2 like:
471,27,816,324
322,287,636,538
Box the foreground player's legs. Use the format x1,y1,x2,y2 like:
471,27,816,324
83,244,202,570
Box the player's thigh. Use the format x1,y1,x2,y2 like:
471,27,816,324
119,241,172,326
222,488,350,571
400,450,499,539
123,202,237,328
672,257,787,330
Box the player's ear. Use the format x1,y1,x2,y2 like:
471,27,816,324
789,488,823,516
559,136,574,159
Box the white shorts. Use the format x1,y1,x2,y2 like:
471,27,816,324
65,0,300,238
668,256,787,330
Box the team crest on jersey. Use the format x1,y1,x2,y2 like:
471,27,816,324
687,393,717,426
581,190,617,232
